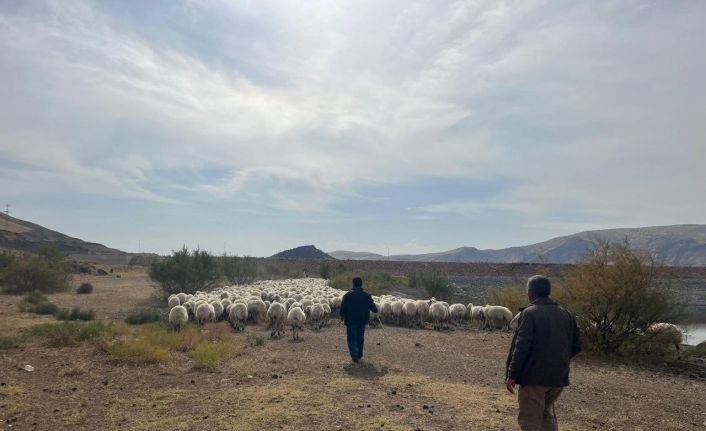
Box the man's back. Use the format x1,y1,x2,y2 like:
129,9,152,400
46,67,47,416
507,297,581,387
340,287,376,325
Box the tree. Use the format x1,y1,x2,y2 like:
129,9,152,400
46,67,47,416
0,246,71,293
149,247,220,296
562,241,682,355
220,254,257,285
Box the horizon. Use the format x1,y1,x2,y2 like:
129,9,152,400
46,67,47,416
1,2,705,256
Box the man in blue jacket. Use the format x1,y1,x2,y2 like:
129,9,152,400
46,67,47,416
340,277,378,363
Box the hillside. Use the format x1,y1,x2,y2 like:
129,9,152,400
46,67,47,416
270,245,333,260
330,224,706,266
0,213,140,265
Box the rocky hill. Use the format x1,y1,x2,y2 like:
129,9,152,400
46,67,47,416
330,224,706,266
270,245,333,260
0,213,151,265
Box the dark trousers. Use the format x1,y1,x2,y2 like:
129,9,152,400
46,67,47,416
346,322,366,360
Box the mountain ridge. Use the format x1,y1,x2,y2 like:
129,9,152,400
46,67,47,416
328,224,706,266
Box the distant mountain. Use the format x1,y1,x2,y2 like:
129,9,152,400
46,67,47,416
0,213,153,265
329,225,706,267
271,245,333,260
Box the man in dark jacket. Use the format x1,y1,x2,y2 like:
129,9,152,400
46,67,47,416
340,277,378,363
505,275,581,431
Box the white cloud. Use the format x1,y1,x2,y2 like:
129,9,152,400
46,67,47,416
0,0,704,228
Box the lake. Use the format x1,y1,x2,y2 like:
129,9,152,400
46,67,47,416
680,323,706,345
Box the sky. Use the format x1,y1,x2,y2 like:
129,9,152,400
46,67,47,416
1,0,705,257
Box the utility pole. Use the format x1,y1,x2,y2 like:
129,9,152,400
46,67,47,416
3,204,9,230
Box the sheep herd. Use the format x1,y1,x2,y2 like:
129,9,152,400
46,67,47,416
165,278,517,340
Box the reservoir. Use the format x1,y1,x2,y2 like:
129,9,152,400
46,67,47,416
680,323,706,345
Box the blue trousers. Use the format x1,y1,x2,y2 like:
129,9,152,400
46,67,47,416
346,322,366,360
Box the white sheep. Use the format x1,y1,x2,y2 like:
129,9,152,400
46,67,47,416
510,312,521,331
391,301,404,325
195,303,213,325
402,301,417,327
168,305,188,330
646,323,683,358
287,306,306,341
228,303,248,331
176,292,187,305
414,300,429,328
210,301,224,321
308,303,326,330
267,302,287,338
429,302,449,331
448,303,467,326
167,295,181,308
247,299,267,323
469,304,485,330
481,305,513,331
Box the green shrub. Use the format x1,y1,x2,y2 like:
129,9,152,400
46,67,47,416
97,269,108,276
318,262,331,279
189,340,238,370
33,301,59,315
562,241,682,356
484,286,528,315
149,246,220,296
409,271,453,301
220,255,257,285
684,341,706,358
29,321,112,347
327,271,405,296
125,308,163,325
17,291,58,314
0,248,71,293
248,334,265,347
76,282,93,294
0,336,21,350
56,307,95,321
0,252,15,271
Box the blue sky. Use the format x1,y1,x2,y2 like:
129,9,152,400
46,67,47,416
1,1,705,256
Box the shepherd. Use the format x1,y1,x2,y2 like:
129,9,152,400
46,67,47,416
340,277,378,363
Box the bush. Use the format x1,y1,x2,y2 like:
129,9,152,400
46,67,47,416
149,247,220,296
220,255,257,285
0,249,72,293
76,282,93,294
125,308,163,325
33,301,59,315
56,307,95,321
684,341,706,358
318,262,331,279
562,241,682,355
484,286,527,315
409,271,453,301
0,336,21,350
327,271,405,296
248,334,265,347
17,291,58,314
97,269,108,276
0,252,15,271
29,321,112,347
105,323,239,368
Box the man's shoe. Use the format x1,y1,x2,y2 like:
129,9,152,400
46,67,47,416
352,357,359,363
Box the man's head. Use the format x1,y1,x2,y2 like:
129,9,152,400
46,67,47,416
526,275,551,301
352,277,363,290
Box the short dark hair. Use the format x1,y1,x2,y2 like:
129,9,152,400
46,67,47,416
527,275,551,297
352,277,363,288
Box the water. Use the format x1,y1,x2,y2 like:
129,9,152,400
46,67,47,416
680,324,706,346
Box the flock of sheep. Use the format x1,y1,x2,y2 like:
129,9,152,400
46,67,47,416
165,278,684,357
166,278,516,340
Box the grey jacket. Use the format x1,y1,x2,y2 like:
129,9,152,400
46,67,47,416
506,297,581,387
